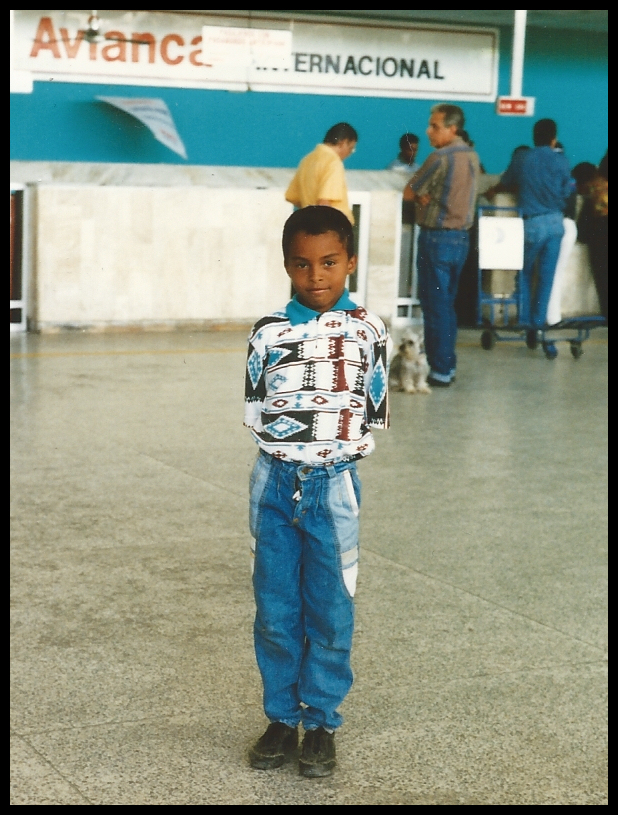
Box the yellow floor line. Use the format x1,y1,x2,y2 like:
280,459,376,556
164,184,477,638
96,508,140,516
11,337,607,360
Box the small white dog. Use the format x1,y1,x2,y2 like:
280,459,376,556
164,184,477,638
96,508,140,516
388,331,431,394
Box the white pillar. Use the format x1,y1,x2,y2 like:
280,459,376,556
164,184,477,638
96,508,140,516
510,10,527,98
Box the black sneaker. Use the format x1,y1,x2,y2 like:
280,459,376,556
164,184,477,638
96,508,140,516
299,727,337,778
249,722,299,770
526,329,539,350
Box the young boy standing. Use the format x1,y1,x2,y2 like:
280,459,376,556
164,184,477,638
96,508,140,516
244,206,391,777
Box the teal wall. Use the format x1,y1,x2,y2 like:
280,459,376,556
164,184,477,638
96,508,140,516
10,26,607,175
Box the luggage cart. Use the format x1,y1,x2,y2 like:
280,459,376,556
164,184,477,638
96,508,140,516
533,316,607,359
476,205,606,359
477,205,526,350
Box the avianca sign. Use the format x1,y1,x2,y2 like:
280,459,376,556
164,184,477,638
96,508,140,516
13,10,499,102
29,17,204,66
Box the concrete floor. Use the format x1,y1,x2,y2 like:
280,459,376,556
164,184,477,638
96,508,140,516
10,326,608,805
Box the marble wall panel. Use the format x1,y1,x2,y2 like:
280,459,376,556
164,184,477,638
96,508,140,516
34,186,292,329
30,183,601,331
365,190,400,320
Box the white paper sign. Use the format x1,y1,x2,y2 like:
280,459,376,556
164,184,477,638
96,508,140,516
201,26,292,70
97,97,188,159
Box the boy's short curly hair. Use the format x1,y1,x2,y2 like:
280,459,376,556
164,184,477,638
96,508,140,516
282,206,356,261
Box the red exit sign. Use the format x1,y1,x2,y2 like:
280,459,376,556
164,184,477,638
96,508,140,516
496,96,535,116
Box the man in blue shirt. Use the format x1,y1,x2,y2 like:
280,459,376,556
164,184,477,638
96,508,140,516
486,119,573,346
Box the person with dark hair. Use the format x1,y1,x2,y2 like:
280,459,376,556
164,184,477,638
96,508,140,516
485,118,573,346
572,160,608,320
571,162,599,188
322,122,358,145
387,132,420,174
285,123,358,224
245,205,391,777
533,117,558,146
402,103,481,386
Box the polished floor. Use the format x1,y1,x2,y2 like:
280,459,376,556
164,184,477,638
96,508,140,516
10,326,608,805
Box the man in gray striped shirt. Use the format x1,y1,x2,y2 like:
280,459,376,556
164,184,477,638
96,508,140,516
403,104,480,386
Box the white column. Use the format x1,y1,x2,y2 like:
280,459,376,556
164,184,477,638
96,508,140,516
510,10,527,98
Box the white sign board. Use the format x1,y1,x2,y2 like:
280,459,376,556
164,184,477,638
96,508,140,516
13,11,498,101
478,216,524,271
277,21,497,100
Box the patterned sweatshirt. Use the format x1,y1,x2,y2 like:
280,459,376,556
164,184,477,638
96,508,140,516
244,292,391,465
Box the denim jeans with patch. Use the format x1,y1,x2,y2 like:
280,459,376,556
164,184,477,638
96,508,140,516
417,228,470,381
249,451,360,731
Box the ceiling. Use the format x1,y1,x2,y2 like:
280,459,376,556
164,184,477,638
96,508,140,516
178,10,608,33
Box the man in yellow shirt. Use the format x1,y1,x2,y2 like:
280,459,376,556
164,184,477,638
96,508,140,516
285,123,358,224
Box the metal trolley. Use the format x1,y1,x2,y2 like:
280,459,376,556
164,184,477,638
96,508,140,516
476,205,605,360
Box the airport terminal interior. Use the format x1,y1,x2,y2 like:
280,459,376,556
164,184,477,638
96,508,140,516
10,325,607,805
11,8,607,806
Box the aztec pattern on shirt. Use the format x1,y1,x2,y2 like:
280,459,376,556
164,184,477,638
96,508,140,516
244,307,390,465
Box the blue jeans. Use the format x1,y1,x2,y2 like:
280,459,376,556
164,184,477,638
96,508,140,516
518,212,565,328
417,228,469,381
249,451,361,731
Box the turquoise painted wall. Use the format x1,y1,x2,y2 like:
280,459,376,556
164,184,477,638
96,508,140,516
10,26,607,175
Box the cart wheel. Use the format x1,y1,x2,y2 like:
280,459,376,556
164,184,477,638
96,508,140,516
481,330,495,350
570,342,583,359
543,341,558,360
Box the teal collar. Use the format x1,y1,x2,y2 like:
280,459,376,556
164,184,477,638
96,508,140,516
286,290,358,326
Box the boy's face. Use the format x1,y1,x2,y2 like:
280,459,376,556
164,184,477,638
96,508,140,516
285,230,357,314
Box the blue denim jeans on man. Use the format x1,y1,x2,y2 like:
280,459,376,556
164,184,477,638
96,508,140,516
417,227,469,382
517,212,565,328
249,451,361,732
